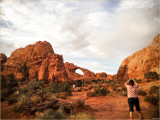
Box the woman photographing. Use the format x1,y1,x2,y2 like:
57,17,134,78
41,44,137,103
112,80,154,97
125,79,144,119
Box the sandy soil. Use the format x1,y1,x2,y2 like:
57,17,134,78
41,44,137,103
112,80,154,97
65,91,154,119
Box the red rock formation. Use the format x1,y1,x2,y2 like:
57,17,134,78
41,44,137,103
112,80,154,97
117,34,160,80
2,41,69,83
96,72,107,79
0,53,7,64
64,62,95,81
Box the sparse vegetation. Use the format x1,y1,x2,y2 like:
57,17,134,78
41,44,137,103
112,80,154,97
144,94,159,105
144,71,159,80
87,87,110,97
149,86,159,94
76,100,85,108
69,113,94,120
1,74,18,101
36,109,66,119
137,89,147,96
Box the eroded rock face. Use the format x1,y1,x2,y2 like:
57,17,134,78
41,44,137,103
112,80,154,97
64,62,95,81
96,72,107,79
2,41,69,83
117,34,160,80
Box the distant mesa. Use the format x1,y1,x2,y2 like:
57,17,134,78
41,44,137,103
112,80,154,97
1,34,159,83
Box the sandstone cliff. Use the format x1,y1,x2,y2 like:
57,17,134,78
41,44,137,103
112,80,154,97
1,41,69,83
117,34,159,80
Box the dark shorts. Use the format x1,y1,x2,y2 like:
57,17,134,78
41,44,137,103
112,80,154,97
128,97,141,112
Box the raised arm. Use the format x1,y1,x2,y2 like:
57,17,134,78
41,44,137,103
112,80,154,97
124,79,130,87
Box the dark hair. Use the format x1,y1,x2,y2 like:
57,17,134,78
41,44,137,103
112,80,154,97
129,79,134,86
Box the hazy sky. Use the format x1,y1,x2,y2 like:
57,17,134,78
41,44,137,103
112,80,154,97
0,0,159,75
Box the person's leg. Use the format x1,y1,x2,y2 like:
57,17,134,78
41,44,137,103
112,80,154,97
128,98,134,119
135,98,143,119
130,112,133,119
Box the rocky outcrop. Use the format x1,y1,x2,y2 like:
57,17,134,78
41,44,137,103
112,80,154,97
96,72,107,79
117,34,160,80
0,53,7,64
1,41,69,83
64,62,95,81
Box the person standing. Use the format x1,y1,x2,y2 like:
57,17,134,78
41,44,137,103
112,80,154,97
125,79,144,119
73,84,76,91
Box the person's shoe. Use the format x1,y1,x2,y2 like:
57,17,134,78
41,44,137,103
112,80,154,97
141,117,144,119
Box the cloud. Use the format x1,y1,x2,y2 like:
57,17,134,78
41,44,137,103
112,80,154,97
0,0,159,74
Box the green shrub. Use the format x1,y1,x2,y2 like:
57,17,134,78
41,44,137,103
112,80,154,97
36,109,55,119
36,109,66,119
94,87,110,96
137,89,147,96
19,94,30,105
144,71,159,79
69,113,94,119
87,91,96,97
76,100,85,108
8,95,18,105
116,88,127,96
149,86,159,94
59,82,71,93
144,95,159,105
20,87,29,94
54,110,67,119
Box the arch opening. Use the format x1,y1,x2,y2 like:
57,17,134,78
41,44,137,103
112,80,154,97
75,69,84,75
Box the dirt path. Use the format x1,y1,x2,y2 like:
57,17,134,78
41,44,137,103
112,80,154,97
1,101,21,119
66,91,153,119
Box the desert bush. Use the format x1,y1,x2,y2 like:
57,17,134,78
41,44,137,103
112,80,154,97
137,89,147,96
76,100,85,108
36,109,66,119
56,92,71,99
116,88,127,96
19,87,29,94
31,95,42,104
8,73,18,88
94,87,109,96
19,94,30,105
59,82,71,93
8,95,18,105
149,86,159,94
135,79,141,83
36,109,55,119
87,91,96,97
144,95,159,105
77,88,82,92
144,71,159,80
69,113,94,120
54,110,67,119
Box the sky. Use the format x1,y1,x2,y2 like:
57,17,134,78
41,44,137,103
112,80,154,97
0,0,159,75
